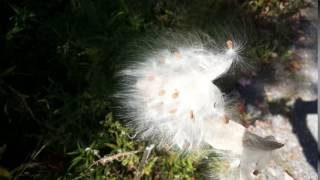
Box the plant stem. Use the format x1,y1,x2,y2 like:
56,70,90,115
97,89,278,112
134,144,155,180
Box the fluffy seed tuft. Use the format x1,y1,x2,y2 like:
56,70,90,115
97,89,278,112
115,32,244,151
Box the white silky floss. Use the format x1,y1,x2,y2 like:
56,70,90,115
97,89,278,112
118,35,246,154
117,34,285,179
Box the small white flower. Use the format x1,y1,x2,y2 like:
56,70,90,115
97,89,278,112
116,32,243,151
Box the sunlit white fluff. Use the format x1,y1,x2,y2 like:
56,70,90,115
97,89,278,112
199,151,241,180
115,32,285,180
116,32,243,151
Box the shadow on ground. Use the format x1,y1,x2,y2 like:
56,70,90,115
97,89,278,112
290,98,318,171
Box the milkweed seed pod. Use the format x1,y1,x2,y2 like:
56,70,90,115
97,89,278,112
116,32,244,151
200,133,284,180
239,132,284,180
116,31,284,179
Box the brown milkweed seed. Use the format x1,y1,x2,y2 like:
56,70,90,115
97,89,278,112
159,89,166,96
172,89,179,99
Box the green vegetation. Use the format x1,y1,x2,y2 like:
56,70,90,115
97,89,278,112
0,0,307,179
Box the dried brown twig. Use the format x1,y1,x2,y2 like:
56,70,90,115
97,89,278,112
74,149,141,180
86,149,141,171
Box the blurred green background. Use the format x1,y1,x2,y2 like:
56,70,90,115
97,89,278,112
0,0,308,179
